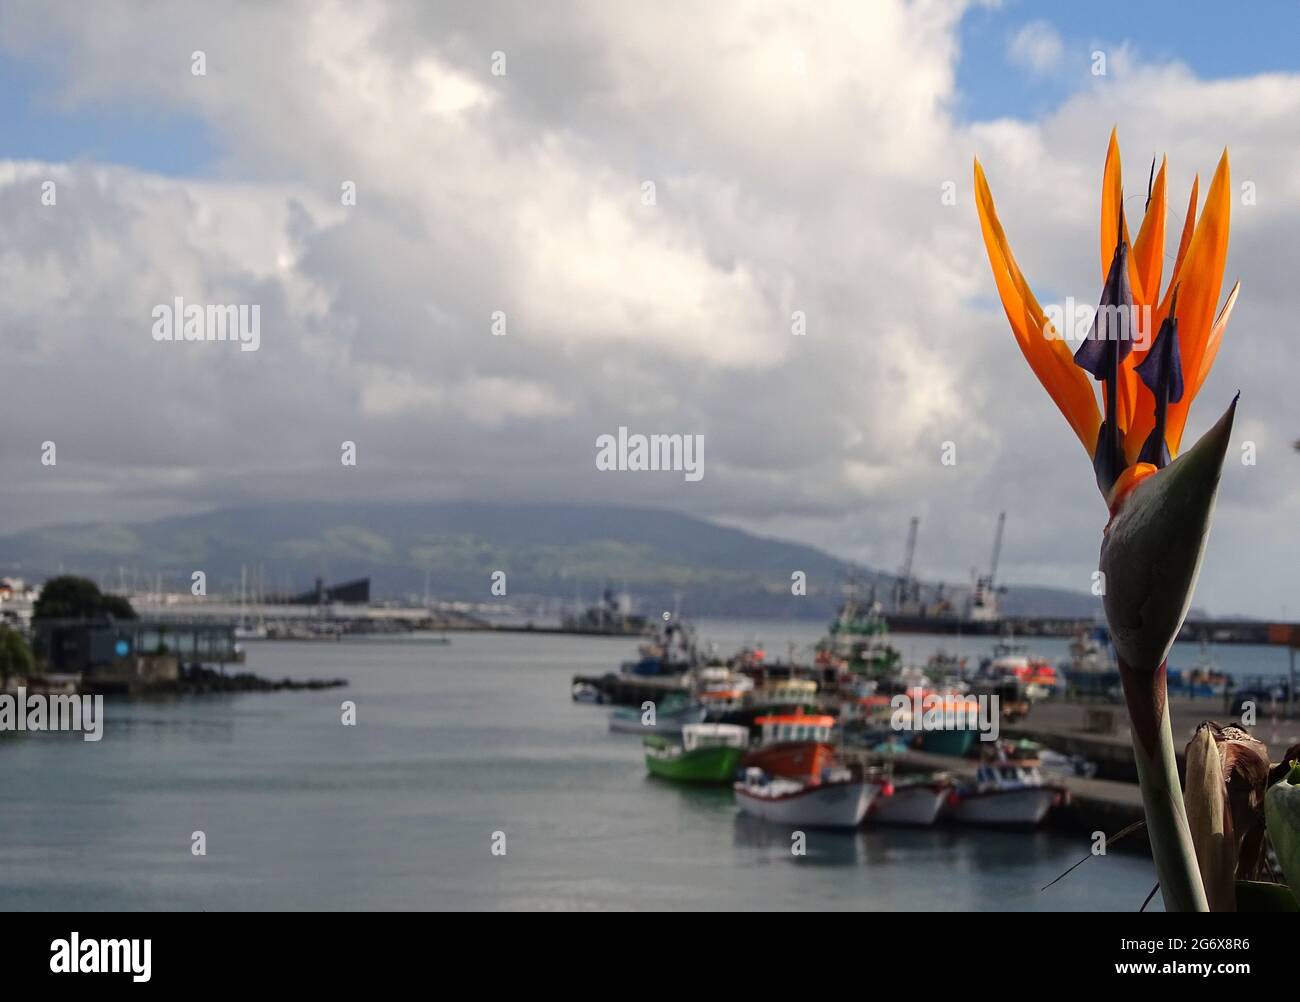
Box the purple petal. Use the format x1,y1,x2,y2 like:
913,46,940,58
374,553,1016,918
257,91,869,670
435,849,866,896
1075,240,1135,378
1136,318,1185,404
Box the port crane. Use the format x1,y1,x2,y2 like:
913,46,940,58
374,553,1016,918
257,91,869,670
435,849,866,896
892,516,922,613
968,511,1006,623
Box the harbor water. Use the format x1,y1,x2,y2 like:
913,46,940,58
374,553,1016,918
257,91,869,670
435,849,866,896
2,622,1289,911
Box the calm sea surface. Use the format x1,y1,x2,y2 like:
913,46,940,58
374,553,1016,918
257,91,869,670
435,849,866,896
2,621,1288,911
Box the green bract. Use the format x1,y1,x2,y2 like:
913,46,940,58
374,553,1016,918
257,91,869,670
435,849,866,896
1266,761,1300,894
1100,397,1237,673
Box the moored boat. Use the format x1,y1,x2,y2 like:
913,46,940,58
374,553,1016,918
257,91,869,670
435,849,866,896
733,767,877,830
571,681,603,704
893,690,986,757
697,688,749,716
740,712,838,780
1168,641,1229,698
818,595,902,677
947,762,1066,829
609,696,707,735
871,774,955,827
917,727,978,757
752,677,818,709
1001,738,1097,779
986,654,1058,701
644,723,750,784
693,665,755,696
621,617,699,676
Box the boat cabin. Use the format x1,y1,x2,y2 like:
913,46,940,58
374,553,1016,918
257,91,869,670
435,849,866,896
975,763,1044,791
681,723,750,752
754,713,836,745
758,679,818,705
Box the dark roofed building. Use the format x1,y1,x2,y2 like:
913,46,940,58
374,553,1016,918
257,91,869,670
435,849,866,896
31,618,241,689
286,577,370,605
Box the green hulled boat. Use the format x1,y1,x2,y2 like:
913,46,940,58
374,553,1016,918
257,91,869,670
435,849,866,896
820,594,902,677
644,723,750,784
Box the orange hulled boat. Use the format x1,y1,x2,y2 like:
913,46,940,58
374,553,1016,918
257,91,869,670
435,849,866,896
740,712,839,780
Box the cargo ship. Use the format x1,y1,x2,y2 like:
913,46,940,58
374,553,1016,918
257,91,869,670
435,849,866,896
883,512,1008,636
561,587,650,637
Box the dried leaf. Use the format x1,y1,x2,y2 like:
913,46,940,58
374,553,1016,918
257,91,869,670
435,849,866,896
1184,724,1235,910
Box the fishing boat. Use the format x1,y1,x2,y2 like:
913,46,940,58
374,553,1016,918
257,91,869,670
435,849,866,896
740,712,839,779
982,642,1059,701
562,587,649,636
733,766,877,830
693,665,754,696
838,694,895,748
644,723,750,784
608,696,707,735
1058,626,1122,700
752,677,819,709
926,649,968,677
947,762,1066,828
871,774,955,827
1168,640,1229,698
620,617,699,676
893,689,986,757
922,651,971,699
697,688,749,716
1000,738,1097,779
817,592,902,677
571,681,603,704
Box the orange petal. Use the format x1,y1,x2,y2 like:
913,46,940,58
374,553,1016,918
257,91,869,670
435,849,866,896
1172,174,1200,282
1131,156,1167,310
1100,132,1145,442
1191,280,1240,400
1115,351,1139,439
975,158,1101,455
1166,150,1231,455
1100,129,1131,286
1106,461,1158,516
1123,173,1201,462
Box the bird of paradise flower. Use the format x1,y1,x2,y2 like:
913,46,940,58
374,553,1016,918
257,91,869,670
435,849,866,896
974,129,1241,912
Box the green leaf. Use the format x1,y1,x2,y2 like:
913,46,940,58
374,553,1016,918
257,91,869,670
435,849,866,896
1265,762,1300,894
1234,880,1300,912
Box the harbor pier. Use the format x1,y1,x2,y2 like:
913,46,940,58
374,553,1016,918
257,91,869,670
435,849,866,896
1004,695,1300,784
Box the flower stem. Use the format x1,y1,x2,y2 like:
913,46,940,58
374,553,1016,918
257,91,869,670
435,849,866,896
1119,659,1208,912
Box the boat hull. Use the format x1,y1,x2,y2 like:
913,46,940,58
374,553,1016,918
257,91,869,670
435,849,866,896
948,787,1060,828
883,614,1006,635
609,706,707,735
733,779,876,830
646,745,746,784
916,729,978,757
871,784,951,827
741,741,837,780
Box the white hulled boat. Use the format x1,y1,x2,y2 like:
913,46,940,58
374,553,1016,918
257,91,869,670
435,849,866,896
733,766,877,830
608,698,707,735
947,762,1065,828
870,774,954,827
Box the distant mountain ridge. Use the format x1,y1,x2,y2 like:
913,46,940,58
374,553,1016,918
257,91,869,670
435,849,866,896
0,500,1102,620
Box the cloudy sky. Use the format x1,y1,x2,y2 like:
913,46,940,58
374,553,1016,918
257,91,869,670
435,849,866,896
0,0,1296,616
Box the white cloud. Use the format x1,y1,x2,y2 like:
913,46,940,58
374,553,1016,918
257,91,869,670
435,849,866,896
1007,20,1064,76
0,1,1294,614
